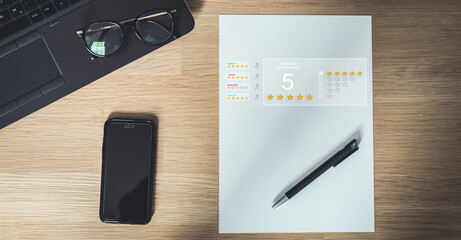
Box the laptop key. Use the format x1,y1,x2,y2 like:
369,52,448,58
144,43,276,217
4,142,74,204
0,0,13,9
9,3,25,17
36,0,48,5
28,8,43,23
22,0,37,10
0,15,31,41
0,9,12,24
40,76,65,95
0,102,19,118
16,89,42,107
40,2,54,16
16,30,40,47
0,41,17,57
53,0,68,11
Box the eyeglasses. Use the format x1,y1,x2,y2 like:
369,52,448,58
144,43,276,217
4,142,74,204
76,9,177,57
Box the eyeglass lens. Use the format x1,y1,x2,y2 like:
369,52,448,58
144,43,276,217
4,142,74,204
84,22,123,57
135,10,174,44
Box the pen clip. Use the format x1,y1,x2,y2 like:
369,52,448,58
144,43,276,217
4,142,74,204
333,139,359,167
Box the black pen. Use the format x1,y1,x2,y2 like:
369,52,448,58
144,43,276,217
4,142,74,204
272,139,359,209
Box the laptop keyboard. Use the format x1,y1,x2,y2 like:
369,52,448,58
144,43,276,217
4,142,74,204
0,0,85,42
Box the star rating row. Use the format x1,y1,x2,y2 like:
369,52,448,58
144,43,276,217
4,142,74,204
327,71,363,76
227,65,249,68
267,94,313,100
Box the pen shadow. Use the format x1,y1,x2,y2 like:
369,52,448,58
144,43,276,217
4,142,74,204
272,126,364,205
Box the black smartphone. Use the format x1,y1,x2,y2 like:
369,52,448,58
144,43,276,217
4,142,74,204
100,118,156,224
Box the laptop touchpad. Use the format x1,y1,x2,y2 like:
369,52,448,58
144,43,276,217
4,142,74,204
0,38,62,106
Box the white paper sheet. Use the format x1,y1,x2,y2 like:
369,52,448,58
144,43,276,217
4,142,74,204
219,15,374,233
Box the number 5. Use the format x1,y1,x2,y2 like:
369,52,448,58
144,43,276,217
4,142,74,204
283,73,294,90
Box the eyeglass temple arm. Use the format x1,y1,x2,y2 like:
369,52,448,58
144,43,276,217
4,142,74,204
120,9,177,25
76,9,177,35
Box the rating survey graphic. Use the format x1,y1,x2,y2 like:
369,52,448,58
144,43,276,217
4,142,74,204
263,58,367,106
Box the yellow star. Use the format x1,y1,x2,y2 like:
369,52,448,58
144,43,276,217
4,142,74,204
343,72,347,76
328,72,332,76
287,94,293,100
351,72,355,76
335,72,339,76
277,94,283,100
358,72,362,76
307,94,313,100
268,95,273,100
297,94,303,100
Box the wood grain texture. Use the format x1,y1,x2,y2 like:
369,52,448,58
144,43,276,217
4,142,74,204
1,0,461,239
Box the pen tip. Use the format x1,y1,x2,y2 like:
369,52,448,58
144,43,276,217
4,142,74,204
272,195,289,209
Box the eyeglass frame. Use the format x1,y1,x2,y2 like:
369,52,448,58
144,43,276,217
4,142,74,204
76,9,177,58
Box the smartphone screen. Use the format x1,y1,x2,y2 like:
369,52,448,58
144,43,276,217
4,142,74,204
100,119,155,224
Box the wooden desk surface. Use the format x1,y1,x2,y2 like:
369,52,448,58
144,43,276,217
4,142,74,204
1,0,460,239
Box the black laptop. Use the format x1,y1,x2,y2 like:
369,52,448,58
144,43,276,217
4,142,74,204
0,0,194,129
